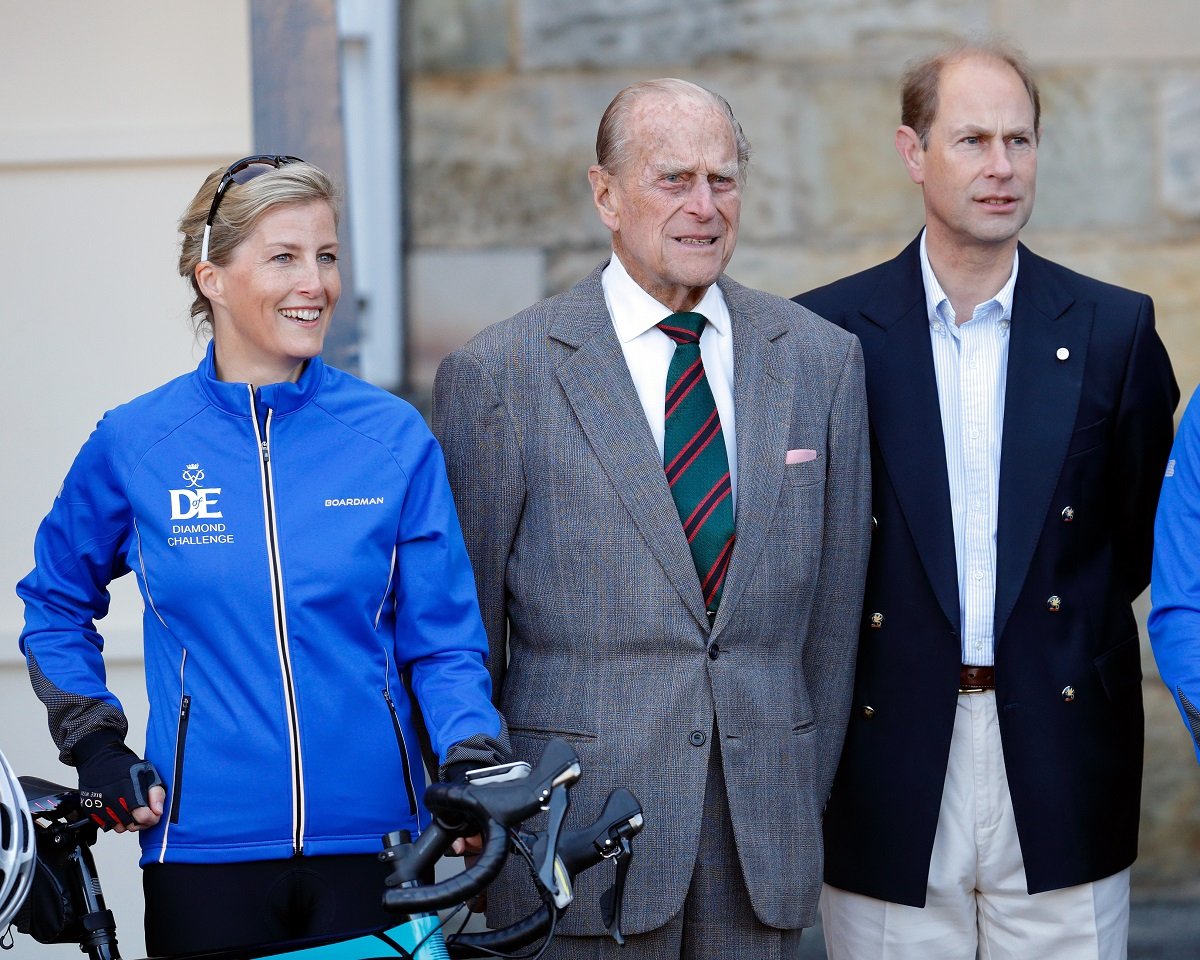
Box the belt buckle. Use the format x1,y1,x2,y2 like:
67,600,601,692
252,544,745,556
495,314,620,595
958,684,988,695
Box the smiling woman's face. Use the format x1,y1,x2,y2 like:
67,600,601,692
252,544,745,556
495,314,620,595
205,200,341,385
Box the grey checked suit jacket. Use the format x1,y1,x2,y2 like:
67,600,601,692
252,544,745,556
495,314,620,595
432,264,871,934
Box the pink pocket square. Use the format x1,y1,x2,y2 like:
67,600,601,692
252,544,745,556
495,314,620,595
786,448,817,465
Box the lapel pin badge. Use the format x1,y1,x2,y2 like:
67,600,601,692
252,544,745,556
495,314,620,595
1056,347,1070,361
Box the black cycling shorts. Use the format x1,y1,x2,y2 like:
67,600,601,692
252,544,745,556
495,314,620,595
143,853,395,956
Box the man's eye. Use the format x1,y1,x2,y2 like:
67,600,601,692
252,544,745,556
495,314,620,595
963,136,980,145
273,253,293,263
318,253,339,264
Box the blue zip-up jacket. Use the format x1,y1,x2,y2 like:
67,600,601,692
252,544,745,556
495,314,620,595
18,343,502,865
1150,386,1200,763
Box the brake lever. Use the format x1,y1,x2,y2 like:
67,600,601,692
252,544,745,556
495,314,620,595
530,780,572,907
599,834,633,945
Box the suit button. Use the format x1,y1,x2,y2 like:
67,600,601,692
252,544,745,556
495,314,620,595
1062,685,1076,702
861,706,876,719
869,612,884,629
689,730,707,747
1046,595,1062,612
1061,506,1075,522
708,643,720,660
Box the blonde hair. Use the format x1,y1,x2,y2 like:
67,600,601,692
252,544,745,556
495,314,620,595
177,161,341,333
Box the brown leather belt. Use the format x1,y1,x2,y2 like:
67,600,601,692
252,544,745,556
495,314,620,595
959,664,995,693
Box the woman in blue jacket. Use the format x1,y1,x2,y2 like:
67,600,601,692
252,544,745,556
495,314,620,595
17,156,507,954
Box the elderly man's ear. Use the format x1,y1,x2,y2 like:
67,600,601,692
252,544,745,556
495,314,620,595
589,165,621,232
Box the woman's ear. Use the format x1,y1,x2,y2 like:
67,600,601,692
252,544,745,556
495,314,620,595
194,260,222,302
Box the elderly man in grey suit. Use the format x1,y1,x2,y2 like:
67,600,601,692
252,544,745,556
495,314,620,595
433,78,871,958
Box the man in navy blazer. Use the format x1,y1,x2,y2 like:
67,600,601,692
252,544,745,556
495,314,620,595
795,39,1177,959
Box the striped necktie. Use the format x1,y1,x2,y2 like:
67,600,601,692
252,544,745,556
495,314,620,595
658,311,735,614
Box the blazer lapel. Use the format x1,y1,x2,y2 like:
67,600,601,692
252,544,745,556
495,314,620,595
711,278,794,636
862,241,961,631
552,269,712,627
993,246,1091,642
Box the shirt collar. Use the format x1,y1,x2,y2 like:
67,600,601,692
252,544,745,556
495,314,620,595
919,228,1019,328
601,251,731,343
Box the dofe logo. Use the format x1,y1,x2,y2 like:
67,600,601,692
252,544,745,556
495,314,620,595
170,463,223,520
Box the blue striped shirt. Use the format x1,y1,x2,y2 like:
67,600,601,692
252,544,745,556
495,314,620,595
920,231,1018,667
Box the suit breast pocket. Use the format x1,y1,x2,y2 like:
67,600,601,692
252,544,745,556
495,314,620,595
1066,417,1109,459
786,454,826,487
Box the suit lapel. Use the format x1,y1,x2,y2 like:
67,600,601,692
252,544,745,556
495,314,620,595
862,241,961,631
552,268,712,627
711,278,793,636
993,247,1091,642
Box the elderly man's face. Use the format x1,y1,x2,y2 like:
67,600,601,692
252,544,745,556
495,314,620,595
590,93,741,313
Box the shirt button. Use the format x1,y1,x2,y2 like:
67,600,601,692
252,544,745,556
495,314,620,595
1062,685,1076,702
1047,595,1062,612
1061,506,1075,522
689,730,707,747
869,612,884,629
861,706,876,719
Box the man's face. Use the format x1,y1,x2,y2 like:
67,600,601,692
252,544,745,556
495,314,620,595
897,55,1038,255
589,92,741,313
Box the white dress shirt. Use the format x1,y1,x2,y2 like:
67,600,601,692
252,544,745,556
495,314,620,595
920,231,1018,667
601,253,738,506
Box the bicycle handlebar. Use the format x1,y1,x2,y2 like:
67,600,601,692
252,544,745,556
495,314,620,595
450,787,643,956
381,737,582,915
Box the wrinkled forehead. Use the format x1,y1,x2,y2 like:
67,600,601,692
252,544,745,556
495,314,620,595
626,93,739,171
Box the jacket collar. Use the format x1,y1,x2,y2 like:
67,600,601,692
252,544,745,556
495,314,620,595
195,339,325,418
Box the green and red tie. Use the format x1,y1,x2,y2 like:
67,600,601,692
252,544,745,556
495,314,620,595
658,311,735,614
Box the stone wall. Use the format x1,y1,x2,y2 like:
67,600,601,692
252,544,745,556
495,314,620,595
404,0,1200,893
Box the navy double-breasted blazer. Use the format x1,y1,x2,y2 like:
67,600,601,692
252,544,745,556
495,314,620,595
795,235,1178,905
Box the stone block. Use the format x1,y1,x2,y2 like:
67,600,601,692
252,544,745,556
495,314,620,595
1161,72,1200,221
408,0,511,72
997,0,1200,63
1032,67,1156,232
407,75,612,248
518,0,986,70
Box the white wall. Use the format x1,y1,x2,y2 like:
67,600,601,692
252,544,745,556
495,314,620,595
0,3,252,955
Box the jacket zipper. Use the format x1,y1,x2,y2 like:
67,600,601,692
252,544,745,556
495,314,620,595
158,649,188,862
382,678,419,817
168,695,191,824
250,387,307,855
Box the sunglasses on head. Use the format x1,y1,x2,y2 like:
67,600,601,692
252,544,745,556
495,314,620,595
200,154,304,261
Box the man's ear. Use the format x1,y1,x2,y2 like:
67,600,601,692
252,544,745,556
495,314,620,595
588,164,620,232
895,125,926,185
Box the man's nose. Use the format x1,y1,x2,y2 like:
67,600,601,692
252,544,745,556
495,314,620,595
985,141,1014,178
684,180,718,218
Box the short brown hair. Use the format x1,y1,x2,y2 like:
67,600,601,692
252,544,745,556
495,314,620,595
901,39,1041,147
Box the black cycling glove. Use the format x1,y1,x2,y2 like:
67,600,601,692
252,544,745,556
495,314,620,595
73,729,163,830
